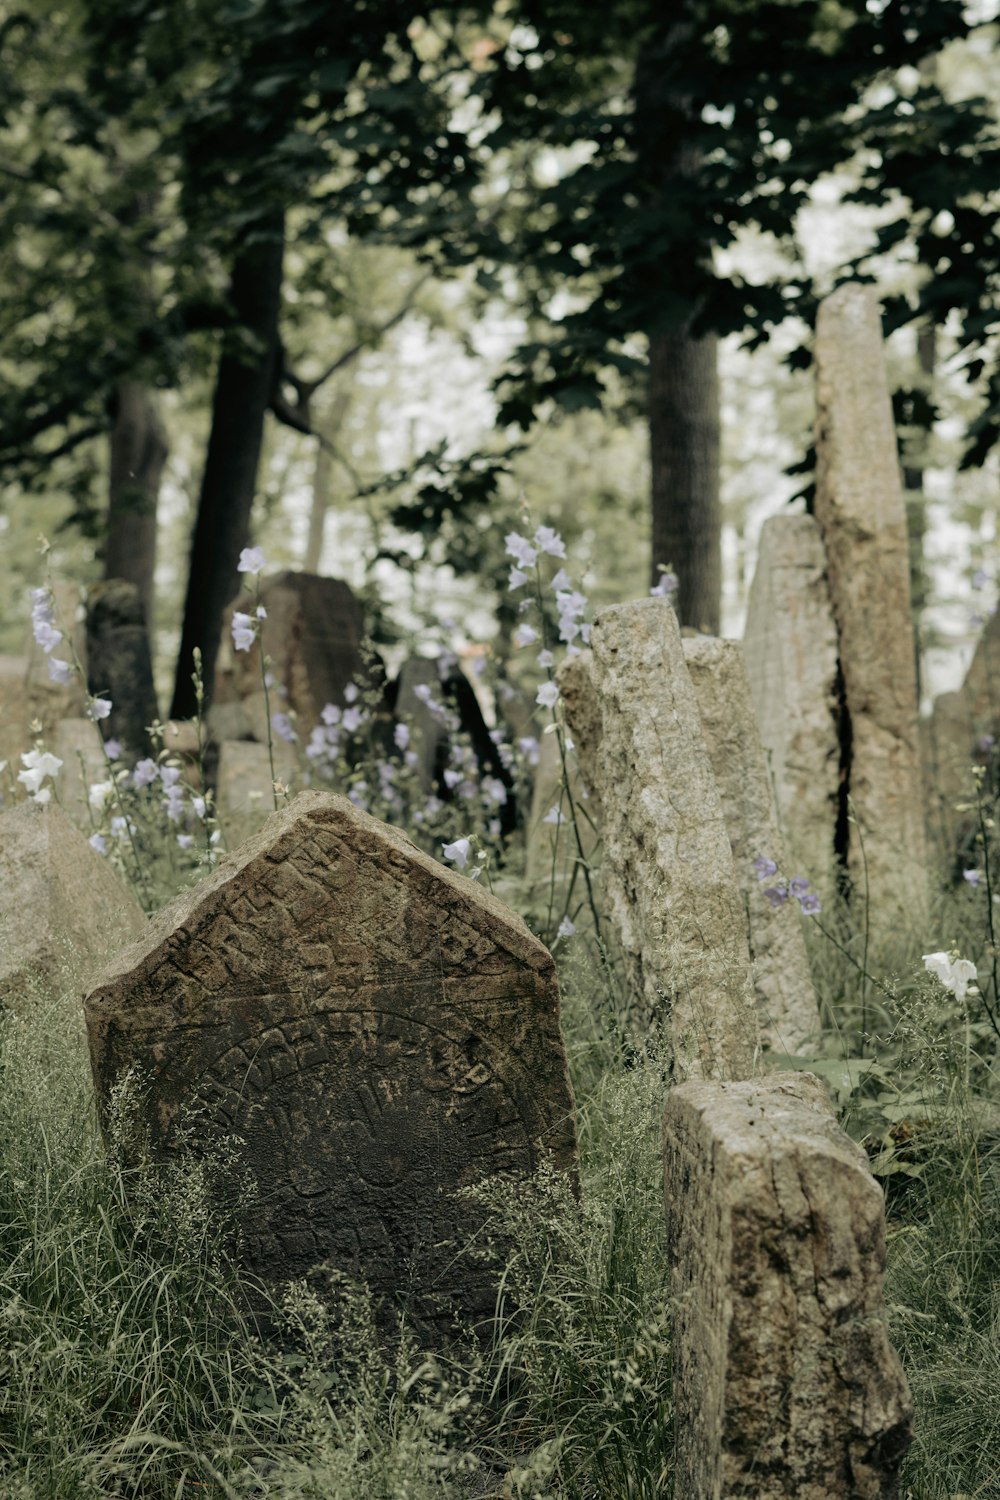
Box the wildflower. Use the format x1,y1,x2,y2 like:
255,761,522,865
344,683,359,703
513,623,538,649
177,834,194,850
160,765,182,789
88,832,107,855
650,566,679,598
556,915,576,938
923,951,978,1002
505,531,538,569
394,723,411,751
88,780,114,810
132,758,159,789
104,738,123,760
342,706,363,735
508,566,528,591
551,567,572,593
482,777,508,807
321,703,342,726
533,525,566,558
443,768,463,790
978,734,995,753
972,568,989,589
163,784,186,823
798,892,822,915
192,796,207,820
48,657,73,685
231,612,256,652
753,856,778,880
442,836,472,869
763,885,788,908
18,749,62,798
238,545,266,574
271,712,296,743
963,868,983,888
518,735,540,766
789,876,811,897
536,681,559,709
536,649,555,669
89,697,112,722
543,805,564,825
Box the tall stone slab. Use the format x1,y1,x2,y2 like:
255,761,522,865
0,801,146,1002
52,717,109,832
814,285,928,934
743,513,840,895
587,599,757,1079
86,579,159,761
84,790,577,1343
664,1074,913,1500
682,637,821,1057
215,571,367,743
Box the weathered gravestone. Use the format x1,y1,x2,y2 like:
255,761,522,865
664,1073,913,1500
52,717,109,832
682,637,821,1057
584,598,757,1079
86,579,159,761
214,571,367,744
814,284,928,936
742,514,841,896
84,790,578,1343
0,801,146,1003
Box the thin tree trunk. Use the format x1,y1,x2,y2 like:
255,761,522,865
903,322,937,699
170,217,285,719
105,380,168,631
304,388,351,573
649,328,721,633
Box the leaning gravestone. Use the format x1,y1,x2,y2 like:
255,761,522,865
52,717,108,832
586,598,757,1079
84,790,578,1344
86,579,159,761
682,637,821,1057
0,801,146,1003
743,514,841,896
664,1073,913,1499
814,284,928,936
215,571,367,743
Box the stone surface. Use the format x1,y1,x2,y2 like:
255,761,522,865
743,513,840,895
215,740,279,848
86,579,160,761
555,651,603,817
84,790,577,1342
814,284,928,934
587,598,757,1079
0,654,31,796
25,580,88,730
682,637,821,1056
215,571,367,743
0,801,146,1002
664,1073,913,1500
52,717,108,832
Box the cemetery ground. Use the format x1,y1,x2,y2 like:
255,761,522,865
2,778,1000,1497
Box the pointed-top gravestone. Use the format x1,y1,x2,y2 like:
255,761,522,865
585,598,757,1080
814,284,928,937
84,790,577,1343
0,801,146,1003
742,514,841,896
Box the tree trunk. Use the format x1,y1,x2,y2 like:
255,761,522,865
105,380,168,631
170,218,285,719
649,328,721,633
304,387,351,573
903,322,937,699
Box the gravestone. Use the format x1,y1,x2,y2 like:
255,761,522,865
84,790,578,1343
52,717,109,832
0,655,30,793
86,579,159,761
586,598,757,1079
25,580,88,730
682,637,821,1057
743,513,840,895
215,571,367,743
215,740,280,848
664,1073,913,1500
814,284,928,935
554,650,603,816
0,801,146,1003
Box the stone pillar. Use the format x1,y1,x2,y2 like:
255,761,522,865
84,790,578,1346
743,513,840,896
814,284,928,935
586,598,757,1079
682,637,821,1057
664,1073,913,1499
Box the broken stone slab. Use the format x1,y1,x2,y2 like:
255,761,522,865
215,740,280,849
743,513,840,896
86,579,159,762
664,1073,913,1500
51,718,109,833
83,789,578,1344
682,637,822,1057
586,598,757,1079
0,801,146,1003
214,571,367,743
814,284,928,936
